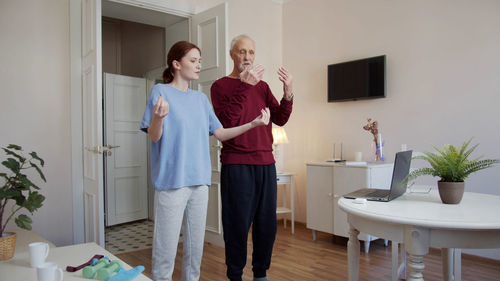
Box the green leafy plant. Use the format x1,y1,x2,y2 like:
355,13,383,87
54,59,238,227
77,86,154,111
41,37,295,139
0,144,46,237
406,139,500,183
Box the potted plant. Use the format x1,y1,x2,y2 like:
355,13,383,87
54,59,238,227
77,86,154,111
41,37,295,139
406,139,500,204
0,144,46,260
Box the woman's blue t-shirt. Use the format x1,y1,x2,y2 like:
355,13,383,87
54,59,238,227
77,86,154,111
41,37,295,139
140,84,222,190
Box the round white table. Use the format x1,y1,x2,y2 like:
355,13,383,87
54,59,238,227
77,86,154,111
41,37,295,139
339,190,500,281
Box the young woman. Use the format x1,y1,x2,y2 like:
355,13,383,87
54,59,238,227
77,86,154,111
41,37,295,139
140,41,270,281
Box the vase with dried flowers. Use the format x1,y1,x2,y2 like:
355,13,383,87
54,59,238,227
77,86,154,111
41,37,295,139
363,118,384,161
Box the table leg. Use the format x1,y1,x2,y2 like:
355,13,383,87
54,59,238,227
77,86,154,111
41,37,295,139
400,243,407,280
347,225,360,281
405,227,430,281
364,239,370,253
407,254,425,281
392,242,399,281
442,248,453,281
454,249,461,281
283,184,287,228
291,178,294,234
312,229,317,241
392,242,407,281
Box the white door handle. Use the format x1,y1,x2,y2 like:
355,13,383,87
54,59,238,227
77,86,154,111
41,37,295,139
103,145,120,151
85,145,103,154
106,144,120,149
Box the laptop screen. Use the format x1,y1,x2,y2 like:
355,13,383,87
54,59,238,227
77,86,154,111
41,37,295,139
388,150,413,200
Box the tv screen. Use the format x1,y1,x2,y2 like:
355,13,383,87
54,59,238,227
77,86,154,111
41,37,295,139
328,55,386,102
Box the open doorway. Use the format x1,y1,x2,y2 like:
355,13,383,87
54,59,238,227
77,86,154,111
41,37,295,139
72,0,227,248
101,0,189,254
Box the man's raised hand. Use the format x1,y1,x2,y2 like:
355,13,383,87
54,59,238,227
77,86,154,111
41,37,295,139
277,67,293,99
240,64,265,86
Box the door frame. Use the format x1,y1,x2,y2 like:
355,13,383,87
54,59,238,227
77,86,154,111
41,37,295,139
70,0,196,245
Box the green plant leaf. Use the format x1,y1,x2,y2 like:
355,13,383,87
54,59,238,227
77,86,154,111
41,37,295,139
29,152,44,167
29,161,46,182
14,193,26,206
6,144,22,150
24,192,45,212
2,148,25,163
2,158,20,174
0,189,22,200
16,174,34,190
15,214,32,230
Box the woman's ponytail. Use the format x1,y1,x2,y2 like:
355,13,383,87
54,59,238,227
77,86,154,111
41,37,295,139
162,67,174,83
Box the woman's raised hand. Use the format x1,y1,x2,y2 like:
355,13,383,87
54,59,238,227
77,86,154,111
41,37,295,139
251,108,270,127
153,96,169,119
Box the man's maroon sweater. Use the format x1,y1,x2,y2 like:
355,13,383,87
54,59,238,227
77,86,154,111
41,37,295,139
210,76,293,165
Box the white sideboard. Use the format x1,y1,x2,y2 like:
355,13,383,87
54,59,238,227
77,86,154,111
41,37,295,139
306,162,393,251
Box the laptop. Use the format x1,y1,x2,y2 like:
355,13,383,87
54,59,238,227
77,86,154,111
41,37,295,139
343,150,412,202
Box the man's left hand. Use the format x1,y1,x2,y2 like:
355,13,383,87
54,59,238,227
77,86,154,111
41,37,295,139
277,67,293,99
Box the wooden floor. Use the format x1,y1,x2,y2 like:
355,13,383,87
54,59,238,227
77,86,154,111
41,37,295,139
116,221,500,280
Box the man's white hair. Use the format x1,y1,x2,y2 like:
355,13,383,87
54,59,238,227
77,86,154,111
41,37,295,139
230,34,255,51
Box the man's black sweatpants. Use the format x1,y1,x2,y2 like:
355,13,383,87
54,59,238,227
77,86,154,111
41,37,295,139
220,164,277,281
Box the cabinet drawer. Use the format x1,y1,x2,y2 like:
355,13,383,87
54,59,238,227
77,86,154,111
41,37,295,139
276,174,291,184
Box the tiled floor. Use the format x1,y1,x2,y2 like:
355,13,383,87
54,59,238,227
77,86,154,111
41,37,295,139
105,220,154,254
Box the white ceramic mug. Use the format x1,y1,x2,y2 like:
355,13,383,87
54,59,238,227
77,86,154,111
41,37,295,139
29,242,50,268
37,262,63,281
354,151,363,162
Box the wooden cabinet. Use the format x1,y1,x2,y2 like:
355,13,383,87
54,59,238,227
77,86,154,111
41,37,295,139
306,162,393,249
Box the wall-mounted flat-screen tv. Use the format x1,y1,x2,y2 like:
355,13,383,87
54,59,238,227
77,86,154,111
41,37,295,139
328,55,386,102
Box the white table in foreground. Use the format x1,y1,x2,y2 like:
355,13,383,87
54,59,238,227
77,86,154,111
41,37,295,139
339,190,500,281
0,229,151,280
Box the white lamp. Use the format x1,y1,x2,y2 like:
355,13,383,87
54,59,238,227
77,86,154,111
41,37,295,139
272,127,289,172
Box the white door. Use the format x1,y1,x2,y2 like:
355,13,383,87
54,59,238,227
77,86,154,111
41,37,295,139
144,67,164,220
82,0,105,246
104,73,148,226
191,2,228,246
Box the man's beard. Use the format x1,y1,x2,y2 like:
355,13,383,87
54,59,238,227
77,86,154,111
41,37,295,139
238,62,252,72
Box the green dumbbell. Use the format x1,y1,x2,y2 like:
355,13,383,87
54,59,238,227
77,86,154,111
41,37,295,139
82,258,110,279
96,260,122,280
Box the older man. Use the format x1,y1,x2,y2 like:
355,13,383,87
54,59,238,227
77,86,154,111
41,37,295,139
210,34,294,281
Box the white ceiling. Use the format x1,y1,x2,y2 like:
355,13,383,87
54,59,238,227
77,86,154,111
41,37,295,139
102,0,187,28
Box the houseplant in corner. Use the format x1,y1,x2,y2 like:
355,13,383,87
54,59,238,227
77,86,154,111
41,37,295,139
406,139,500,204
0,144,46,260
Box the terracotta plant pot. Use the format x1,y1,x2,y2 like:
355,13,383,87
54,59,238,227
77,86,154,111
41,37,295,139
437,181,465,204
0,232,17,261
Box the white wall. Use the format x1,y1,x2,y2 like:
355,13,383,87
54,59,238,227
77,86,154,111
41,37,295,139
282,0,500,259
165,19,189,57
0,0,73,246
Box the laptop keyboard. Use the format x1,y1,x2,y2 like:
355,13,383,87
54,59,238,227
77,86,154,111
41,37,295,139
366,189,389,197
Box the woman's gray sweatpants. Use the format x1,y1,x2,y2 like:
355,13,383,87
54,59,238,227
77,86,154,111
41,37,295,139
152,185,208,281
